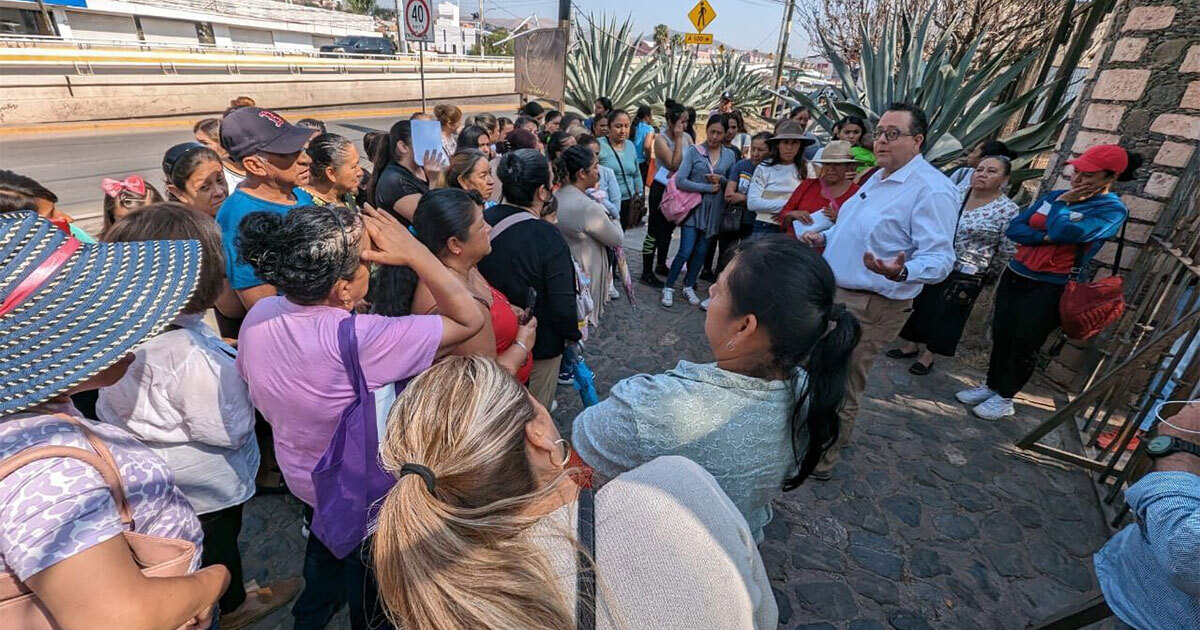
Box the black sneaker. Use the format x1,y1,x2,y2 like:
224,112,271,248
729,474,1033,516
698,269,717,283
655,264,670,276
639,273,664,288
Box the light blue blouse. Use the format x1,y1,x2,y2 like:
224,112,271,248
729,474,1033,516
571,360,807,542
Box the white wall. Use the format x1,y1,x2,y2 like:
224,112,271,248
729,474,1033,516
52,8,73,39
272,29,314,50
140,16,198,45
228,26,273,47
66,11,138,41
212,23,232,47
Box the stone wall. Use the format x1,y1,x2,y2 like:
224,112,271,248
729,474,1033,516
1036,0,1200,389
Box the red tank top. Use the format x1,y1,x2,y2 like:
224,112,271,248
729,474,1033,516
489,285,532,383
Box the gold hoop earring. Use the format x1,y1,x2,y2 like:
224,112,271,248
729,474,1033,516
553,438,571,468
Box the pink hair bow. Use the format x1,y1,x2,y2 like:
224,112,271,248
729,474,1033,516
101,175,147,198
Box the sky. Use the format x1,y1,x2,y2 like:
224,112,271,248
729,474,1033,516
457,0,813,53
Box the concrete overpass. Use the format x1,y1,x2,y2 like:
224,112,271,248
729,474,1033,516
0,36,516,125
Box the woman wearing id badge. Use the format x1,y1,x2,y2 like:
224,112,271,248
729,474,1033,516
956,144,1142,420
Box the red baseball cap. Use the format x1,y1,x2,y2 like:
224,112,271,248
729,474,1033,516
1066,144,1128,174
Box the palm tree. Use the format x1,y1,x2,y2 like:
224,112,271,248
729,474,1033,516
653,23,670,55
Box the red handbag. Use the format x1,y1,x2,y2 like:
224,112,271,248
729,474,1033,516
1059,222,1127,341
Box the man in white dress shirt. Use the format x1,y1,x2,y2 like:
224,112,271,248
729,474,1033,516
801,102,959,478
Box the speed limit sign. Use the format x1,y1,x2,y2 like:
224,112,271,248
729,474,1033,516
404,0,434,42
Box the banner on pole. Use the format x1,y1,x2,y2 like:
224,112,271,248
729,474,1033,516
514,27,568,102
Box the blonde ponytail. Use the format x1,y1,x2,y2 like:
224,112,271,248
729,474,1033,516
372,356,576,630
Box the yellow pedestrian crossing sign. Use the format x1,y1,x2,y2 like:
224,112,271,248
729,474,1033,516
688,0,716,33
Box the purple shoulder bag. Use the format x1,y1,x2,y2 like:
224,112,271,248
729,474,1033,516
310,313,397,559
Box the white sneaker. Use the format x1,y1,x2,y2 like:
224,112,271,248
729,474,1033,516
972,394,1015,420
661,288,674,307
955,384,996,406
608,282,620,300
700,298,711,311
682,287,701,306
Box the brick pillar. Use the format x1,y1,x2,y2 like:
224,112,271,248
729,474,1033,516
1038,0,1199,388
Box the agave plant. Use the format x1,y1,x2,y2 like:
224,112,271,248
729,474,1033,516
656,52,718,113
565,15,659,114
708,53,773,122
785,10,1073,180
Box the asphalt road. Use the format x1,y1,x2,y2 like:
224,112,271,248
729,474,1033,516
0,106,512,234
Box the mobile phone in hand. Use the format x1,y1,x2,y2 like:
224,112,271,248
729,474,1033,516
520,288,538,324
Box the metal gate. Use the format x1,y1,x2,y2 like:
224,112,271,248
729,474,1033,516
1015,148,1200,524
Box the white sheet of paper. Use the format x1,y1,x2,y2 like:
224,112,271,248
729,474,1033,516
792,211,834,236
410,119,446,165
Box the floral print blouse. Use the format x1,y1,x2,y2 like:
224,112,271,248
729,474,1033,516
954,194,1021,277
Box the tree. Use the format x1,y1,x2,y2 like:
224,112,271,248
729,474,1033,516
345,0,374,16
372,6,396,21
470,27,514,56
653,23,670,54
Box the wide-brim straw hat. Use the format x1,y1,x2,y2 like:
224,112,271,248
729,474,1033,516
768,120,817,145
0,211,201,415
813,140,859,164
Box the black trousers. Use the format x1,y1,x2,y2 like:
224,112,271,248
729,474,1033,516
292,507,393,630
986,270,1065,398
703,223,752,274
642,180,676,274
199,503,247,614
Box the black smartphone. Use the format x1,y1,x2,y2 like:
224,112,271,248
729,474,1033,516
520,288,537,324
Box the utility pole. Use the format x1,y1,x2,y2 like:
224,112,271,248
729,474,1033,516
770,0,796,119
478,0,485,57
34,0,55,36
555,0,570,113
396,0,406,53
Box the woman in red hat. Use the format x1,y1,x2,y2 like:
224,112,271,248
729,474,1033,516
956,144,1143,420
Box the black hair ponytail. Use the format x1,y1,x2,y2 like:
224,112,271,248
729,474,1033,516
790,302,860,487
724,236,862,489
1118,150,1144,182
367,120,413,206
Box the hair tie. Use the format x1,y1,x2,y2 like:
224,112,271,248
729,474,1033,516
399,463,436,493
101,175,147,198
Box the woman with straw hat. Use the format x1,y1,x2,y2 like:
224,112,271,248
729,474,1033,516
0,210,229,628
781,140,862,240
746,120,814,239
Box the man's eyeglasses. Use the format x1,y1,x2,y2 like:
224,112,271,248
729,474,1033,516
877,128,917,143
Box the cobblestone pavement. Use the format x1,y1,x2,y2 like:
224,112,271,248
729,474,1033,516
245,230,1125,629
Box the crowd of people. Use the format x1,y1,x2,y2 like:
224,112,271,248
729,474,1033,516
1,88,1194,630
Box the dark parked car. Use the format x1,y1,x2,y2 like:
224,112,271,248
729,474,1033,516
320,36,397,56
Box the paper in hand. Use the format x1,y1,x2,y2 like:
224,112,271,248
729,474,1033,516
791,210,834,237
410,119,446,165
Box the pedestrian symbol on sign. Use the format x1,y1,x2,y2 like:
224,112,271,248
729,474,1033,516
688,0,717,33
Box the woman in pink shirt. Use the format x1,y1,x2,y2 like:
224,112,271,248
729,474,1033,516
234,203,484,630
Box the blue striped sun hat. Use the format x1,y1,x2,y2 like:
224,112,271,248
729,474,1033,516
0,211,201,415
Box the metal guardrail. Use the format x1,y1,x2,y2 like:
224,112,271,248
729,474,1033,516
0,34,514,66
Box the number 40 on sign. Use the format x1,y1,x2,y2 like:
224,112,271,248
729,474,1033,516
404,0,434,42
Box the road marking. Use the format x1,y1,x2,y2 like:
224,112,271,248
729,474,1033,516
0,102,517,138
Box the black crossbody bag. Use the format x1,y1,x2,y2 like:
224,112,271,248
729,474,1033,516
576,487,597,630
940,196,989,306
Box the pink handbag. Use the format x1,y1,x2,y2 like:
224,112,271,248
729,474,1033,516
660,174,702,224
0,414,196,629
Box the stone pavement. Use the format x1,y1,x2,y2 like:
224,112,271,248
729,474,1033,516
243,230,1127,629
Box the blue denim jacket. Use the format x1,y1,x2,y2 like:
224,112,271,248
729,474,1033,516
1094,471,1200,629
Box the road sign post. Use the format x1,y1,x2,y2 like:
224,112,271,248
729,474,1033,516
404,0,434,111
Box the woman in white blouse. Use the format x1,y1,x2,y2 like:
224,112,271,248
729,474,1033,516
98,204,299,625
888,155,1020,375
747,120,813,239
